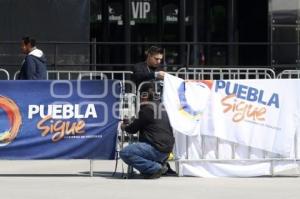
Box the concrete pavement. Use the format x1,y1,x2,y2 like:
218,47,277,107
0,160,299,199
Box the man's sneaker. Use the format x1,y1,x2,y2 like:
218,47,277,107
161,163,169,174
162,162,177,176
143,165,167,179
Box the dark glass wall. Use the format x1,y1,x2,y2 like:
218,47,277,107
91,0,270,69
270,0,300,71
237,0,268,66
0,0,90,71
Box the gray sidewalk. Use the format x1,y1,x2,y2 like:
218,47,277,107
0,160,299,199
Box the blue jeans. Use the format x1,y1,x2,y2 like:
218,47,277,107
120,142,169,175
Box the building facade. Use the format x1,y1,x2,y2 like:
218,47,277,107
91,0,300,72
0,0,299,74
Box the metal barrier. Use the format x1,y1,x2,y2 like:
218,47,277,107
13,70,134,176
13,71,19,80
176,67,276,80
8,67,300,176
2,41,298,71
0,68,10,80
276,69,300,162
14,70,133,81
275,69,300,170
277,70,300,79
15,70,136,124
13,67,276,80
163,68,297,176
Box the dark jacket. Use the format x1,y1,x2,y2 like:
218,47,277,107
18,53,47,80
132,62,164,86
125,101,174,153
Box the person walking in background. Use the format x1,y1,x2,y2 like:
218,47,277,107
18,36,47,80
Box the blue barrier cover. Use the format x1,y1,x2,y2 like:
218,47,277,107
0,80,120,159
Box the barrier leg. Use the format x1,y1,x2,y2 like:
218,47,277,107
90,160,94,177
270,160,274,177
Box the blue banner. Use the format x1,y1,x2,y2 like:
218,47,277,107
0,80,120,159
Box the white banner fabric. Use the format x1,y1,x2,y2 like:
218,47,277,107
163,74,300,156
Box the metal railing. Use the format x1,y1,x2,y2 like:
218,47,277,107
158,68,298,176
1,66,300,176
1,41,300,70
171,68,299,176
9,67,276,81
0,68,10,80
176,67,276,80
13,70,133,81
277,70,300,79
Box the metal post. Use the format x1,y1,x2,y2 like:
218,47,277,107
54,43,58,70
295,132,298,159
186,44,190,66
92,38,97,71
228,0,235,65
232,143,236,159
186,135,189,159
124,0,131,68
270,1,274,67
103,0,110,66
90,159,94,177
201,135,205,159
192,0,198,66
270,160,274,176
248,146,251,159
216,138,220,159
179,0,186,65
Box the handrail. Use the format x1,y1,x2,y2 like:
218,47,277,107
0,68,10,80
1,41,299,45
176,67,276,80
1,41,299,71
14,70,133,80
277,70,300,79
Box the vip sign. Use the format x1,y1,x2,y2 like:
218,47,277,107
131,0,156,23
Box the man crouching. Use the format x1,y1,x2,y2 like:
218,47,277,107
120,83,175,179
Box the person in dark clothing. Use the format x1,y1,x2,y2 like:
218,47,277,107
120,83,175,179
18,36,47,80
132,46,166,86
131,46,177,176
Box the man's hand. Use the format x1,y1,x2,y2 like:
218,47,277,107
120,122,127,131
156,71,165,80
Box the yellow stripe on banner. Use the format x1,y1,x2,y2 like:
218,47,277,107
178,108,203,120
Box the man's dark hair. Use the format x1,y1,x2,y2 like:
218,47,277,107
22,36,36,47
147,46,163,56
140,82,155,101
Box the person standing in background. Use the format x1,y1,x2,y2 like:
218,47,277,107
132,46,165,87
18,36,47,80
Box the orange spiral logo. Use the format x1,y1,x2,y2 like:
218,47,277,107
0,96,22,145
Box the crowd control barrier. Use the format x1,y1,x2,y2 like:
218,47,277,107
0,80,121,177
170,68,299,177
46,70,135,177
0,68,10,80
137,68,299,177
4,70,135,177
176,67,276,80
5,66,300,177
277,70,300,79
14,70,133,81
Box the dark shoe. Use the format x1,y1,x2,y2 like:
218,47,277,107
162,162,177,176
161,163,169,175
143,166,167,179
